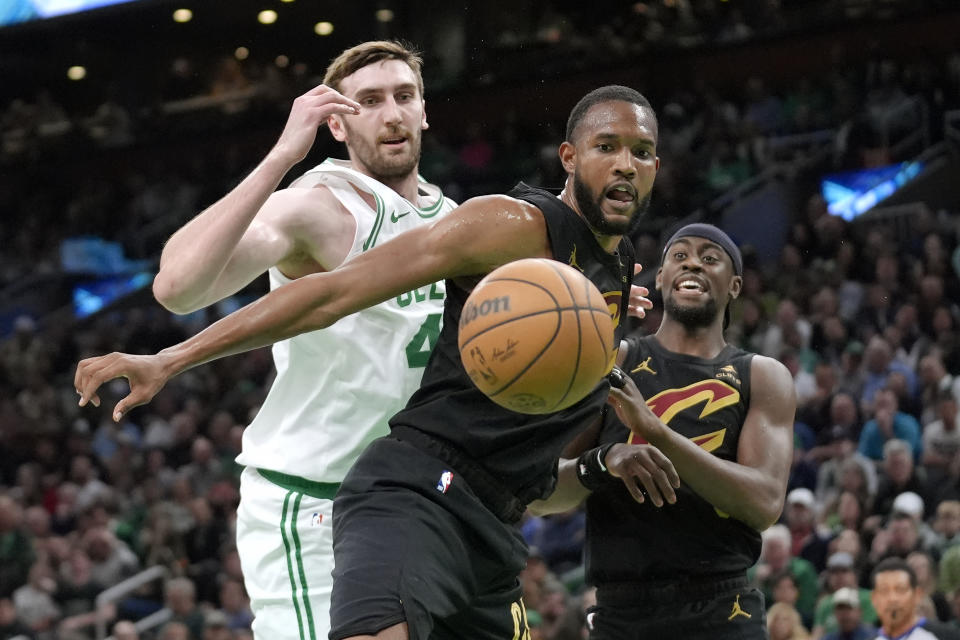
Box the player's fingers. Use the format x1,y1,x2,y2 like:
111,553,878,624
76,356,113,407
308,91,361,112
621,474,646,504
659,452,682,489
322,103,361,116
113,389,149,422
304,83,334,96
646,460,678,504
633,263,643,276
611,374,641,397
626,305,646,320
630,461,666,507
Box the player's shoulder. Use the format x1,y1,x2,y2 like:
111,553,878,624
259,184,352,240
457,192,544,221
748,353,795,397
273,183,343,214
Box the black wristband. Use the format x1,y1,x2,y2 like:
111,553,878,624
575,443,616,491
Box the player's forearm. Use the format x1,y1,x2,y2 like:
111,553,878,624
157,271,339,375
647,428,782,531
154,151,296,313
527,458,590,516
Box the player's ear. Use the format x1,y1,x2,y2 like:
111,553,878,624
328,114,347,142
421,100,429,130
729,275,743,300
559,141,576,174
654,267,663,291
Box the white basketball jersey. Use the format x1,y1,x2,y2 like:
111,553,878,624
236,159,456,482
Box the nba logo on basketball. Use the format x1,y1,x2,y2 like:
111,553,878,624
437,471,454,494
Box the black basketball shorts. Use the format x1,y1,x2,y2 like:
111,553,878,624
588,577,767,640
329,436,532,640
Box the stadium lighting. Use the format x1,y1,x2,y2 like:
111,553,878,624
258,10,278,24
235,46,250,60
314,21,333,35
275,55,290,68
67,65,87,80
172,8,192,22
375,9,394,22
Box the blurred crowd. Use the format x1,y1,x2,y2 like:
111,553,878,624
2,3,960,639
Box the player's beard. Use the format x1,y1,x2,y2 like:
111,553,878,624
573,172,650,236
345,123,422,180
665,292,721,329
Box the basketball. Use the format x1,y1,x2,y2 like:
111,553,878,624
458,258,615,414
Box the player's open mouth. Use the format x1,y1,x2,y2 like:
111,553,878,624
381,136,408,147
604,184,636,210
674,277,708,295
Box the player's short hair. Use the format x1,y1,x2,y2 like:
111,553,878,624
324,40,424,97
871,556,917,588
566,85,655,143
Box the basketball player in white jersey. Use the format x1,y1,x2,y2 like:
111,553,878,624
150,41,456,640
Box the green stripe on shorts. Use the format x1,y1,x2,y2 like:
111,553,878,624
259,468,340,500
280,491,307,640
291,493,317,639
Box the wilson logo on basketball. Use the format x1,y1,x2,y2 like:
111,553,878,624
460,295,511,328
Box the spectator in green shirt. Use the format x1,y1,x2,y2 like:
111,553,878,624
812,551,878,637
750,524,820,624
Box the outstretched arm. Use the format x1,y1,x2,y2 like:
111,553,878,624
75,195,551,420
608,355,795,531
153,85,360,313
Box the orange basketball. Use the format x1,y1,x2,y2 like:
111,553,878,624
458,258,615,414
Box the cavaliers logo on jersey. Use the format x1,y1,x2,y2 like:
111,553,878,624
627,378,739,448
603,291,622,326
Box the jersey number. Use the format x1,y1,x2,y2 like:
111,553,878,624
405,313,442,368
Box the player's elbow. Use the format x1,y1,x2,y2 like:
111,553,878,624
152,273,199,315
750,494,786,532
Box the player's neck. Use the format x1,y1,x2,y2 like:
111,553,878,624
352,163,422,204
654,321,727,359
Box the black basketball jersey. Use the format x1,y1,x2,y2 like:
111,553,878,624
585,334,761,583
389,183,634,504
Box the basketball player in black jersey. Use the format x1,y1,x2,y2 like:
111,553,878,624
75,85,659,639
532,223,796,639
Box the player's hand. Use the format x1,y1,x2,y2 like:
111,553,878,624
604,443,679,506
272,84,361,165
627,264,653,320
75,352,171,422
607,373,663,443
